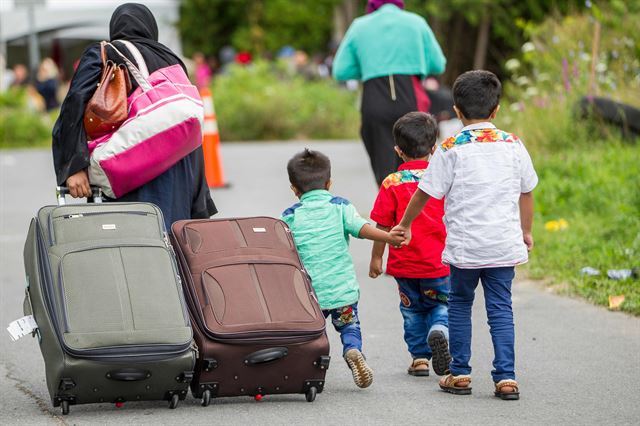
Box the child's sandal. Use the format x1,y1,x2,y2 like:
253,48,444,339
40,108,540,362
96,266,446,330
407,358,430,376
494,379,520,400
439,374,472,395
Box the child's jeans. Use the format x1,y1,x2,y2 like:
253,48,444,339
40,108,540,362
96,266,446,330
322,303,362,356
448,265,516,382
395,276,450,360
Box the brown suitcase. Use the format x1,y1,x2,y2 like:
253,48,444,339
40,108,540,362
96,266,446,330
170,217,330,406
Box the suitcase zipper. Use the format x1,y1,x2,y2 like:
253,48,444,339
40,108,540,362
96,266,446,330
46,203,166,245
48,210,161,245
165,234,192,328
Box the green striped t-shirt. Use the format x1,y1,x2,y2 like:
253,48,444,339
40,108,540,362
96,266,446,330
282,190,368,310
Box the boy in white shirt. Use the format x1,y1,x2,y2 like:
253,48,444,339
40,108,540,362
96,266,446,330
392,70,537,401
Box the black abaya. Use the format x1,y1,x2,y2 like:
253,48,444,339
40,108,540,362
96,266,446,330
52,3,216,226
361,74,430,186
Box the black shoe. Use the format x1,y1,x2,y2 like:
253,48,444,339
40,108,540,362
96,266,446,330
428,330,451,376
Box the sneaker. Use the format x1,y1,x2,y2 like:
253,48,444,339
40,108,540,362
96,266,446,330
428,330,451,376
344,349,373,388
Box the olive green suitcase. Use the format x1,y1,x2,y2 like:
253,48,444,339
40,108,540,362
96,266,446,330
22,189,195,415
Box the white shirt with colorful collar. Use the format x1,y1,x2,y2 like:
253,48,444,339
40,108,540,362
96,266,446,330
418,122,538,269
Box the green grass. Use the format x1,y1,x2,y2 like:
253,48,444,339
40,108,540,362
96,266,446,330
497,99,640,315
524,142,640,314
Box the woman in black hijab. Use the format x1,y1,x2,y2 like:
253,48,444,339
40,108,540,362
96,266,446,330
52,3,216,227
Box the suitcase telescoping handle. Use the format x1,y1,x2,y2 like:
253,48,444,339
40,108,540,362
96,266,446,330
244,347,288,365
56,186,103,205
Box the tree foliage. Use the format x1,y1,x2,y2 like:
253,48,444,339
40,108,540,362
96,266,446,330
403,0,589,83
179,0,340,58
178,0,636,84
178,0,247,58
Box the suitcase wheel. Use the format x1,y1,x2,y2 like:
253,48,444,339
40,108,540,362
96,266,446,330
61,400,70,415
305,386,317,403
201,389,212,407
168,394,180,409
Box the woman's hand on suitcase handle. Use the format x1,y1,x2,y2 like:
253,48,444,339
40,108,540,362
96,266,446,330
66,169,91,198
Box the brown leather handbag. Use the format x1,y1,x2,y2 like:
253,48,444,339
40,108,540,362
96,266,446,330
84,41,131,140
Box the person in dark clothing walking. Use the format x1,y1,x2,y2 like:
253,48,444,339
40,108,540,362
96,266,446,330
332,0,446,186
52,3,216,227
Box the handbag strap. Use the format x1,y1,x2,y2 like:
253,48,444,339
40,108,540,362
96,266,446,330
99,41,107,66
115,40,150,79
104,41,152,92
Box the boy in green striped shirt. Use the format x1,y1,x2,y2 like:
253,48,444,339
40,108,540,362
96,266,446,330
282,149,403,388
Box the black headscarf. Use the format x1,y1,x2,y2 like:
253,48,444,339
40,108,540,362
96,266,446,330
107,3,187,76
52,3,216,220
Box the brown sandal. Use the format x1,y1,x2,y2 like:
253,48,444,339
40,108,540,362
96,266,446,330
439,374,472,395
407,358,429,376
494,380,519,400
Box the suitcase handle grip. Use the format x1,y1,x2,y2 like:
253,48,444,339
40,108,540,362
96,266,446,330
245,347,288,365
106,368,150,381
56,186,103,205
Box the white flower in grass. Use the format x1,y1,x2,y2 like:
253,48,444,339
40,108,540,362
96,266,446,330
505,59,521,72
526,87,539,97
515,76,530,86
595,62,607,73
522,42,536,53
580,52,591,62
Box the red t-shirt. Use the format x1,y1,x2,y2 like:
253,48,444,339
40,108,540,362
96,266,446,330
370,160,449,279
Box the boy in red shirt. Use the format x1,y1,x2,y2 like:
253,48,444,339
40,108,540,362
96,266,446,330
369,112,451,377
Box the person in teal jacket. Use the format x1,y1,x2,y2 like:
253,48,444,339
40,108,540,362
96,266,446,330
332,0,446,186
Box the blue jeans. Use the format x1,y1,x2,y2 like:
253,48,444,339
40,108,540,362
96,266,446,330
322,303,362,356
449,265,516,382
395,277,449,359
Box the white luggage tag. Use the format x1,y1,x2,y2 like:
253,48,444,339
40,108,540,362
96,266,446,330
7,315,38,341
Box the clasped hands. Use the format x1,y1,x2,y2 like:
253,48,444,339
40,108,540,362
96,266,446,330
370,224,412,278
388,223,411,248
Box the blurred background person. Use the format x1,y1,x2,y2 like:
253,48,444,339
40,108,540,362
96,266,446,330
332,0,446,186
10,63,30,88
193,51,212,89
217,45,236,74
35,58,60,111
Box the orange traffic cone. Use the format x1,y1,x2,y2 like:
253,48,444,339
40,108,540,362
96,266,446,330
200,87,228,188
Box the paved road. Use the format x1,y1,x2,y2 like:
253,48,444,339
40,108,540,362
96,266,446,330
1,142,639,425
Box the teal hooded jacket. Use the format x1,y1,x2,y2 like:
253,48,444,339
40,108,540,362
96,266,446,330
332,4,446,82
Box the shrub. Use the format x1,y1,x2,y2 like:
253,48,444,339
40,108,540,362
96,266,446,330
212,61,360,141
497,6,639,153
0,89,51,149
